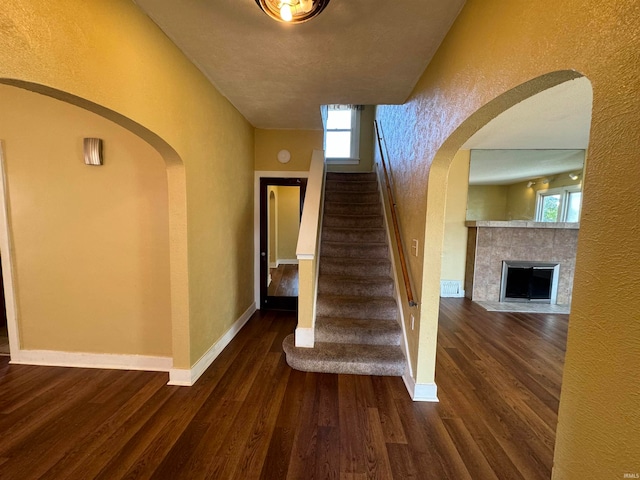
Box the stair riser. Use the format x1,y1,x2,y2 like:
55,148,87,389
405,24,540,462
285,355,405,376
319,261,390,277
326,172,377,182
315,328,401,346
324,202,380,215
316,299,398,320
325,181,379,193
323,215,384,228
324,191,380,204
318,279,394,297
321,243,389,259
322,228,387,243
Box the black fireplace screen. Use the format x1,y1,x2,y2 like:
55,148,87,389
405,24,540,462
505,266,553,300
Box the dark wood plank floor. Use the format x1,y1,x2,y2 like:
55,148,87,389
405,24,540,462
0,298,568,479
268,264,298,297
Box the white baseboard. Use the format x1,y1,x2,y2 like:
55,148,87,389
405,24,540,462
295,327,314,348
168,302,257,386
403,373,439,402
10,349,172,372
277,258,299,266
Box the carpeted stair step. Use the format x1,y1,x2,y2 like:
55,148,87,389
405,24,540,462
324,201,380,216
315,317,402,345
322,227,387,243
321,241,389,259
316,295,398,320
326,172,378,182
282,170,406,378
324,190,381,204
323,214,384,229
319,257,391,277
282,334,405,376
318,274,395,297
324,180,379,193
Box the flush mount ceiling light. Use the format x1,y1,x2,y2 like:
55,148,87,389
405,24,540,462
255,0,331,23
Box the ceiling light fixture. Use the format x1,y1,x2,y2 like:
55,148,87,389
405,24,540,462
255,0,331,24
527,181,536,188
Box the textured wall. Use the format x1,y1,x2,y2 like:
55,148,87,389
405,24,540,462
375,0,640,476
1,85,171,356
0,0,255,369
255,129,323,172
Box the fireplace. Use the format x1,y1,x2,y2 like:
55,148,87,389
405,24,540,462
500,261,560,303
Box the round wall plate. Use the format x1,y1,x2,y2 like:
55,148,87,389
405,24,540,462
277,149,291,163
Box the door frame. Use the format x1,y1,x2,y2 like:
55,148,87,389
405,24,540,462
253,170,309,307
0,141,20,356
258,177,307,311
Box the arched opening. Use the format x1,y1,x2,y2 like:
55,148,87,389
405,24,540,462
0,79,189,372
417,70,592,385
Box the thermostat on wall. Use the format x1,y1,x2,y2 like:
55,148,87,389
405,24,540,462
277,149,291,164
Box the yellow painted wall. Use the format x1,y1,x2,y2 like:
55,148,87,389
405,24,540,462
255,129,323,171
275,186,300,261
441,150,470,283
506,174,583,220
0,0,255,369
0,85,171,356
465,185,508,220
375,0,639,476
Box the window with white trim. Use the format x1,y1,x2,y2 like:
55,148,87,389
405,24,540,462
324,105,360,161
535,186,582,222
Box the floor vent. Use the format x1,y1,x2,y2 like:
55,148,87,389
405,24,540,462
440,280,465,297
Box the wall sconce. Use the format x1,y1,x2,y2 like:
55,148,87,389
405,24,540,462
83,138,103,166
527,181,536,188
569,172,581,181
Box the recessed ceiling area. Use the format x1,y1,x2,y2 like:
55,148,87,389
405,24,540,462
465,77,593,185
468,149,585,185
133,0,465,129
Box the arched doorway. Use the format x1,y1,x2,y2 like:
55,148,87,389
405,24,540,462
416,70,592,389
0,80,188,373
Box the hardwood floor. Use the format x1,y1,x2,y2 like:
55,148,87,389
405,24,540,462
0,298,568,479
268,264,299,297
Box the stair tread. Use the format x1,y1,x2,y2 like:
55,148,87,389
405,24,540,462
319,274,393,285
282,335,405,376
317,294,396,305
322,240,388,246
317,316,401,330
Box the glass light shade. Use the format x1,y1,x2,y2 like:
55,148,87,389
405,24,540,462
255,0,331,24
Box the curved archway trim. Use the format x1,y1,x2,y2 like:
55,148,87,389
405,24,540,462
0,79,190,371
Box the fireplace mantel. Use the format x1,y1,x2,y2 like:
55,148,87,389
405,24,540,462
466,221,579,229
465,222,578,305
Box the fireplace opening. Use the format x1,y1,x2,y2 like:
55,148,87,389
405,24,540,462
500,261,560,303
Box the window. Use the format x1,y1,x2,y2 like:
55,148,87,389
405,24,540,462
535,186,582,222
324,105,360,161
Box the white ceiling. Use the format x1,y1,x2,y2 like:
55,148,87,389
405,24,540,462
464,77,593,185
133,0,466,129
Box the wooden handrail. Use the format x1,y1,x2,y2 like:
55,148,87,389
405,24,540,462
374,120,418,307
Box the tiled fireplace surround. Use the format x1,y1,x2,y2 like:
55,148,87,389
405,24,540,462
465,221,579,305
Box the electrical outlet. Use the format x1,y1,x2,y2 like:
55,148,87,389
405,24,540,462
412,239,419,257
411,314,415,330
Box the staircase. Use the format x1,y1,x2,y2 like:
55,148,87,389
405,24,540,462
282,172,405,376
